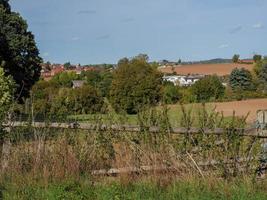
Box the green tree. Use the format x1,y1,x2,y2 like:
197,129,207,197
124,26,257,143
0,1,42,99
232,54,240,63
109,55,163,114
63,62,71,69
257,62,267,91
0,67,14,130
162,83,181,104
229,68,254,91
191,75,225,102
52,86,106,115
253,54,262,63
51,71,79,87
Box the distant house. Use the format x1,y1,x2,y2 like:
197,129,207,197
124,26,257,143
163,75,205,86
240,59,254,64
72,80,86,88
51,65,64,76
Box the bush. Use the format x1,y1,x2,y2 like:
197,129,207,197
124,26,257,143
191,75,225,102
162,83,181,104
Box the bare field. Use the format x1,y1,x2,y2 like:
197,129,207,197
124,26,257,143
159,63,254,76
209,98,267,123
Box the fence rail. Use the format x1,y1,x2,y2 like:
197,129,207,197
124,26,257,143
4,121,267,138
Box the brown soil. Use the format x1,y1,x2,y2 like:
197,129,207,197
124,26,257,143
159,63,254,76
209,98,267,123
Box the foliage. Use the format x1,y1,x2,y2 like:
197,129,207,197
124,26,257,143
51,71,79,87
253,54,262,63
81,70,113,97
256,60,267,91
0,1,42,99
162,83,181,104
63,62,71,69
0,67,14,120
109,55,163,114
229,68,254,91
28,81,107,120
232,54,240,63
191,75,225,102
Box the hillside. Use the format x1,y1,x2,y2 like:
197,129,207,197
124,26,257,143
159,63,254,76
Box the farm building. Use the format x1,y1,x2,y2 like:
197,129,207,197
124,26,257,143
163,75,205,86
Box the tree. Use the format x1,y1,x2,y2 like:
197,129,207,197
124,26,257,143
0,67,14,127
162,83,181,104
232,54,240,63
0,1,42,100
253,54,262,63
80,70,113,97
63,62,71,69
177,59,182,65
52,86,106,115
51,71,79,87
109,55,162,114
229,68,254,91
257,62,267,91
191,75,225,102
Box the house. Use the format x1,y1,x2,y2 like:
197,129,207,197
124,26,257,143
240,59,254,64
163,74,205,86
72,80,86,88
51,64,64,76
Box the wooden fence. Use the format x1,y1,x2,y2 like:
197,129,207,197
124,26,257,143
4,121,267,138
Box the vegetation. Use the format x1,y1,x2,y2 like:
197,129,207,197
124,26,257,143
232,54,240,63
229,68,254,91
0,0,42,99
191,75,225,102
0,67,14,136
0,104,266,198
109,55,162,114
2,178,267,200
162,83,181,104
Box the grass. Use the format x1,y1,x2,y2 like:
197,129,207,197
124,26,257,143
68,103,212,127
2,178,267,200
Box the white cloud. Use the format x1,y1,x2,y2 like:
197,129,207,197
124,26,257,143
218,44,229,49
253,23,263,29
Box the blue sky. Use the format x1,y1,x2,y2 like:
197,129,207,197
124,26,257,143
10,0,267,64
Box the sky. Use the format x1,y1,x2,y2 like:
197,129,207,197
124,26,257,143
9,0,267,64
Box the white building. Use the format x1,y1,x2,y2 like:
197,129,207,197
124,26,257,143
163,75,205,86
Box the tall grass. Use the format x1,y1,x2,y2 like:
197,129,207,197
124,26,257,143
0,104,265,198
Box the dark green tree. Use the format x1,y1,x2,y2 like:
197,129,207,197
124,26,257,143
229,68,254,91
232,54,240,63
253,54,262,63
257,62,267,91
109,55,162,114
0,1,42,100
191,75,225,102
63,62,71,69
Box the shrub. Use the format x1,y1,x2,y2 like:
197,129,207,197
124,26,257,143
162,83,181,104
191,75,225,102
